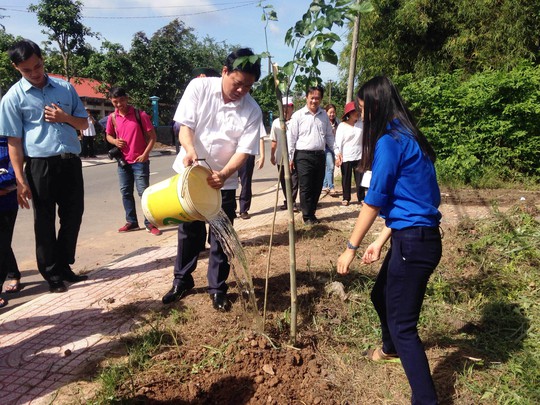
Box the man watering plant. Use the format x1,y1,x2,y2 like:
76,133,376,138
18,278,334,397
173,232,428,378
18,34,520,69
162,48,263,312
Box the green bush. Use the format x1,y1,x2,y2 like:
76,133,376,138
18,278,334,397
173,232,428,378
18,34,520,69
396,63,540,186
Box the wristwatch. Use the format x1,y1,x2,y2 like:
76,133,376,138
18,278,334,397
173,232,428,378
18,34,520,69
347,241,359,250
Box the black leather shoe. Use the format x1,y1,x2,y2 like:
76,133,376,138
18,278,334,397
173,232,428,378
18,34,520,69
49,281,67,293
162,284,193,304
63,273,88,283
210,292,231,312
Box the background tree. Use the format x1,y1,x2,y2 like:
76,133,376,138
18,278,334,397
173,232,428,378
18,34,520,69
82,41,132,97
80,20,231,124
124,20,230,123
339,0,540,79
0,29,22,96
29,0,96,82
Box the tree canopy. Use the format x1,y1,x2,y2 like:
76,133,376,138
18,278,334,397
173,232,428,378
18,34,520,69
339,0,540,79
29,0,95,81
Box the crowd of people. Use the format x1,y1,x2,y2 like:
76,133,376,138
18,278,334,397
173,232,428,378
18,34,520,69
0,38,443,404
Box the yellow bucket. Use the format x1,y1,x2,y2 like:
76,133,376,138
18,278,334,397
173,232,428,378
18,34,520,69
141,165,222,227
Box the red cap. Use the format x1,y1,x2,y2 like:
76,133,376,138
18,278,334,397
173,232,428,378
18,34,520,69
341,101,357,120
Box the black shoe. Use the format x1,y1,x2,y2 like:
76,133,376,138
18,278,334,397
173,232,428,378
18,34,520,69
239,212,250,220
49,281,67,293
63,272,88,283
162,284,193,304
210,292,231,312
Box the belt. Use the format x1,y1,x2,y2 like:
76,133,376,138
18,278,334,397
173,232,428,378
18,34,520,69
59,153,78,159
296,149,325,155
27,153,79,160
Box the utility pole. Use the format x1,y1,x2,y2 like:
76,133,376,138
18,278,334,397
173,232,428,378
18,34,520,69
327,80,333,104
346,0,361,103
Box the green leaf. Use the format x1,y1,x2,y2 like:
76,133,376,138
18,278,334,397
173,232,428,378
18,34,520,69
282,61,295,77
320,49,338,65
349,1,375,14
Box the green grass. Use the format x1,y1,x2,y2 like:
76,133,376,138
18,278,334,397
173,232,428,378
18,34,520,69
319,205,540,404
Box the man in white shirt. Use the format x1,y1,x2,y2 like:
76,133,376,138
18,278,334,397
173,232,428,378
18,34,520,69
270,97,298,211
287,85,335,225
163,48,263,311
80,109,97,158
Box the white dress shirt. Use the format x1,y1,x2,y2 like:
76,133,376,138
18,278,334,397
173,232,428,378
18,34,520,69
287,105,335,160
172,77,263,190
269,117,290,164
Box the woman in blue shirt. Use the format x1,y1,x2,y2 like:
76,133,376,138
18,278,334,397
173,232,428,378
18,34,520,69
337,76,442,405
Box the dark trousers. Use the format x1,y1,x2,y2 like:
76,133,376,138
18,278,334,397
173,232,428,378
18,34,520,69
0,208,21,285
371,226,442,405
81,136,95,157
173,189,236,294
294,150,325,221
25,156,84,282
238,155,255,214
277,164,298,206
340,160,364,202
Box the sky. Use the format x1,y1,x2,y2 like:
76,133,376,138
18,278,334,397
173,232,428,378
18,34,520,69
0,0,346,81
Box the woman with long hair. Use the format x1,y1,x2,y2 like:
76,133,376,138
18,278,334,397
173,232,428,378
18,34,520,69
337,76,442,405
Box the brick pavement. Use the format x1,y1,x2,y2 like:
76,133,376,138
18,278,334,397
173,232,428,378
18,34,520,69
0,163,358,404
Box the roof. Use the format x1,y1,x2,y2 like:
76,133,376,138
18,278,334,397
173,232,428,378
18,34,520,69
48,74,107,99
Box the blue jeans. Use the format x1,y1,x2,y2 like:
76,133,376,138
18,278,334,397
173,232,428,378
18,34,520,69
371,226,442,405
117,161,150,228
323,148,334,189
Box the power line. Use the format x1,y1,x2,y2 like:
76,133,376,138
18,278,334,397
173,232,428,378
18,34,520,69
1,1,261,19
86,0,258,9
85,2,261,19
0,1,257,10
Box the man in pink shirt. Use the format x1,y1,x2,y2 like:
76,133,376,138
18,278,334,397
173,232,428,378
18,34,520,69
105,87,161,235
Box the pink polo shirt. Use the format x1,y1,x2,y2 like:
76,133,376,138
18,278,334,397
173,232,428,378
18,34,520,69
106,106,153,164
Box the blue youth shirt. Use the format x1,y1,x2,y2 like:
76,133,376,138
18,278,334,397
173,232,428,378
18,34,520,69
364,120,442,230
0,136,18,212
0,75,86,157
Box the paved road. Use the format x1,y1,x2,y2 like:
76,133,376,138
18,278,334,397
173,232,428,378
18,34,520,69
3,141,280,311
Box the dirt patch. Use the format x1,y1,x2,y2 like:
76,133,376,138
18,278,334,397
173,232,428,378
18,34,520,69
53,188,539,404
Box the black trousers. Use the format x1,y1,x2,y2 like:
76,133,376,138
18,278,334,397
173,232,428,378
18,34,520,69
173,189,236,294
25,156,84,282
340,160,365,202
294,150,325,221
81,136,95,157
277,164,298,206
238,155,255,214
0,207,20,285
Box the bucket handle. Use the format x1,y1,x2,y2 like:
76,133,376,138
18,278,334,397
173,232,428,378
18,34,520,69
180,159,213,199
195,158,213,172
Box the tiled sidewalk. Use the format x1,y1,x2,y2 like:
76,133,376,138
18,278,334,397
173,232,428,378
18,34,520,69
0,182,353,404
